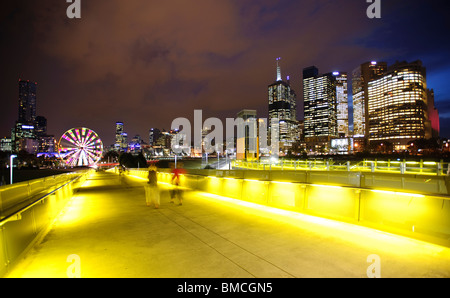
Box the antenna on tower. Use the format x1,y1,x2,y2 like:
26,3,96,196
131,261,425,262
276,57,282,81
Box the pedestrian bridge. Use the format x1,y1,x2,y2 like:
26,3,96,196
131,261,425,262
1,168,450,278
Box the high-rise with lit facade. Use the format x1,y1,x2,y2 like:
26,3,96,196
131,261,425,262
13,80,38,152
352,61,387,138
303,66,337,148
115,122,124,151
367,60,430,149
335,72,349,137
149,128,161,147
268,58,298,151
18,79,37,125
35,116,47,137
427,89,440,139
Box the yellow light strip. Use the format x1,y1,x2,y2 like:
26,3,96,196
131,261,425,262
243,179,265,183
198,193,447,254
370,189,425,198
310,184,344,190
271,181,296,185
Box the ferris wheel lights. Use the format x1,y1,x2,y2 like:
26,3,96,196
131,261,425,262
58,127,103,167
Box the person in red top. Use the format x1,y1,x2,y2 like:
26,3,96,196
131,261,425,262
170,162,185,205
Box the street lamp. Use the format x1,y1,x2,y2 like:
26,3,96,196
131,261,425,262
10,154,17,185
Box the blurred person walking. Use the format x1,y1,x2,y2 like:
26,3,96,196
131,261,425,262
145,164,160,208
170,162,185,206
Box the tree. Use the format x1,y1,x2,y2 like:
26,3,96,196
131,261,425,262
119,152,147,168
102,150,119,163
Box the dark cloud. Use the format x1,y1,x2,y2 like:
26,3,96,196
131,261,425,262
1,0,450,146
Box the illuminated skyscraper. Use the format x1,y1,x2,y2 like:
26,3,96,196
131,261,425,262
303,66,337,144
18,79,37,125
12,79,38,152
352,61,387,137
149,128,161,147
367,60,429,149
35,116,47,137
334,72,349,137
427,89,440,139
115,122,124,151
268,58,298,150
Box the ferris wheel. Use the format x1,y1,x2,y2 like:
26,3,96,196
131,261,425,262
58,127,104,167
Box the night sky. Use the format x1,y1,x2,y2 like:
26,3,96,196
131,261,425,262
1,0,450,147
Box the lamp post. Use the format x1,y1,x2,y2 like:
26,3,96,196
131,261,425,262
10,154,17,185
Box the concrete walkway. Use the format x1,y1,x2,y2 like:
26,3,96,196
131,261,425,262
6,171,450,278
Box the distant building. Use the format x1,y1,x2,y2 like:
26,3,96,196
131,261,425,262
18,79,37,125
38,135,56,153
149,128,161,147
12,122,36,153
427,89,440,139
129,135,143,152
115,122,124,151
18,138,39,155
12,80,38,152
367,60,430,150
268,58,298,152
35,116,47,137
0,137,12,152
12,80,55,155
334,72,349,137
154,130,177,156
303,66,337,152
352,61,387,138
121,132,128,151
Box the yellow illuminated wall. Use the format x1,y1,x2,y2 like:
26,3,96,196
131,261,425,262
123,169,450,247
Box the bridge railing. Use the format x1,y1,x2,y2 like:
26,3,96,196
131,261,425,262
232,159,449,176
0,170,92,277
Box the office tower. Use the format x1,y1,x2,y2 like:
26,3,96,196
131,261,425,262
35,116,47,137
268,58,298,151
367,60,428,149
0,137,12,152
13,80,38,152
149,128,161,147
18,79,37,125
115,122,124,151
352,61,387,137
334,72,349,137
427,89,440,139
121,132,128,151
39,135,56,153
303,66,337,145
129,135,142,152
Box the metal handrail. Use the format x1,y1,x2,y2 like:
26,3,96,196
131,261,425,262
232,160,448,176
0,174,84,227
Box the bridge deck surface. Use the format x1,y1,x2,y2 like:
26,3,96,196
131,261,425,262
6,171,450,278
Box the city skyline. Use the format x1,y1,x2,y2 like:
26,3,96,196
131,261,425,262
1,0,450,147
